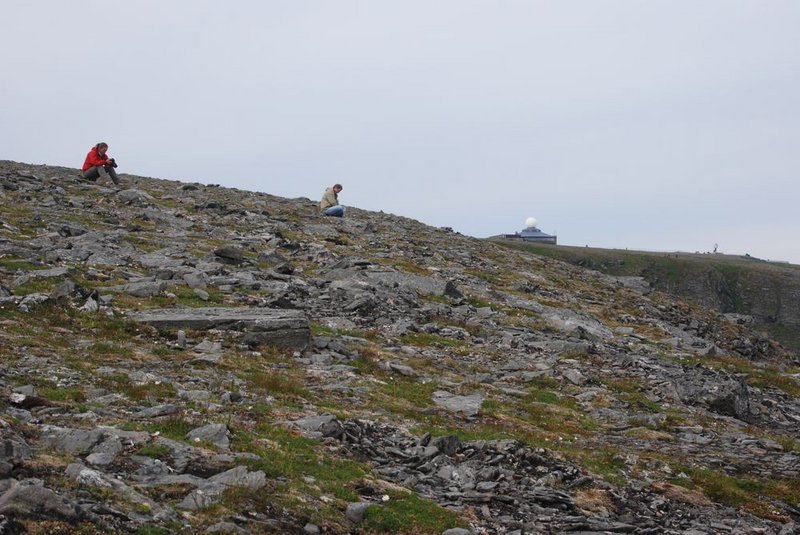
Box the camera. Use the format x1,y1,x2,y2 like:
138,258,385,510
109,158,118,168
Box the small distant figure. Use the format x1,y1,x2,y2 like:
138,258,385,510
82,142,119,185
319,183,344,217
713,243,718,253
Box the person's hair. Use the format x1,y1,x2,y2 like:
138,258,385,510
96,142,108,149
333,183,342,189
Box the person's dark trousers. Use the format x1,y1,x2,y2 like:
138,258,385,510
83,164,119,185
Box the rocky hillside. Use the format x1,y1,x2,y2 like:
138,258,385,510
494,243,800,355
0,160,798,535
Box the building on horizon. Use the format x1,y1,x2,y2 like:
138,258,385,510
503,224,557,244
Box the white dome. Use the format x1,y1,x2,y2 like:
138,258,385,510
525,217,537,228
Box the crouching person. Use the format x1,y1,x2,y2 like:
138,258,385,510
319,183,344,217
82,142,119,185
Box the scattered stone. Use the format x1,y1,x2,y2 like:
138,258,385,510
0,161,796,535
0,479,83,522
345,502,371,524
432,391,484,417
186,423,231,450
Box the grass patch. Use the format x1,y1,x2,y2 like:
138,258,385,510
672,464,799,519
151,345,185,357
398,332,467,348
677,354,800,398
775,435,800,453
525,375,560,390
466,296,493,309
136,443,172,460
310,322,378,341
37,384,87,403
121,234,164,253
684,466,763,507
0,257,41,272
97,373,177,403
123,416,194,441
620,392,663,413
350,352,381,374
227,423,370,524
377,378,439,407
422,294,452,305
221,350,310,401
361,491,466,534
85,341,134,358
600,376,662,412
522,401,596,436
169,284,225,306
136,526,174,535
579,449,628,487
391,258,430,275
464,268,507,286
9,277,62,295
526,389,560,404
20,520,107,535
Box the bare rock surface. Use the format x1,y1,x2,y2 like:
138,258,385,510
129,306,310,349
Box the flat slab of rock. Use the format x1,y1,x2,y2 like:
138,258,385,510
129,307,310,350
432,390,484,417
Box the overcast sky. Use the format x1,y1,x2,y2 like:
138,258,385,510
3,1,799,264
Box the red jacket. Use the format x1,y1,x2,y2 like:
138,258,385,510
82,146,109,172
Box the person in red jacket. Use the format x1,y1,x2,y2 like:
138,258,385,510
82,142,119,185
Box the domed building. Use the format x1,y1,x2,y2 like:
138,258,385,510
503,217,557,244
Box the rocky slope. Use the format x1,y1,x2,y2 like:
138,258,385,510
497,242,800,355
0,160,798,535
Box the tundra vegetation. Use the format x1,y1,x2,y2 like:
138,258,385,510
0,160,798,534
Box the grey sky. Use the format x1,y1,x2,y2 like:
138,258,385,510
3,1,799,263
